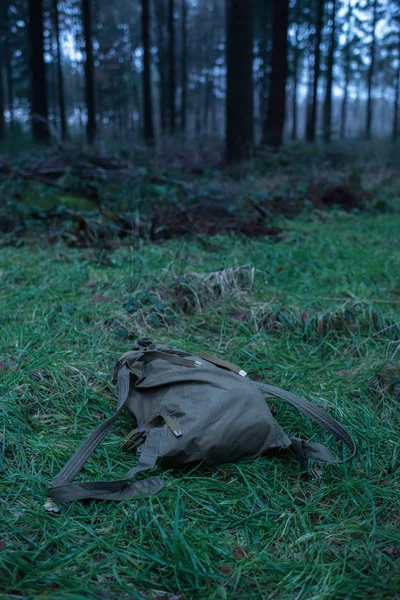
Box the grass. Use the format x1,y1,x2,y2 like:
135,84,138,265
1,210,400,599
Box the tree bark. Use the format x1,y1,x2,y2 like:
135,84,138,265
262,0,289,147
168,0,176,133
6,46,13,126
306,0,324,142
323,0,337,143
180,0,187,133
259,2,270,142
340,6,352,140
225,0,254,163
0,5,5,139
0,63,4,140
141,0,154,144
28,0,49,142
393,39,400,141
82,0,96,143
155,0,167,133
291,1,300,141
366,0,378,140
3,4,13,128
52,0,67,140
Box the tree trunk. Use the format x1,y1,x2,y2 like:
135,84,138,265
203,76,213,132
262,0,289,147
28,0,49,142
180,0,187,133
225,0,254,163
155,0,167,134
340,63,350,139
0,63,4,140
291,2,300,141
366,0,378,140
141,0,154,144
305,49,313,139
82,0,96,143
393,42,400,141
323,0,337,143
259,3,270,142
195,82,202,135
3,4,13,129
168,0,176,133
306,0,324,142
6,48,13,126
52,0,67,140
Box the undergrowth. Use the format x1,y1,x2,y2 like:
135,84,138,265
0,211,399,599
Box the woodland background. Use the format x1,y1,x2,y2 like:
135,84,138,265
0,0,399,156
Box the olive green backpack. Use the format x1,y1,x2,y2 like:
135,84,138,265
49,337,356,504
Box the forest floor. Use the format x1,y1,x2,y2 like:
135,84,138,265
0,141,400,599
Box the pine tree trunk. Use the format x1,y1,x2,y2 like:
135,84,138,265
323,0,337,143
52,0,67,139
141,0,154,144
262,0,289,147
3,5,13,128
195,82,202,135
0,63,4,140
203,76,213,132
82,0,96,143
180,0,187,133
340,4,352,139
6,51,13,126
340,66,350,139
306,0,324,142
305,50,314,139
259,1,270,142
225,0,254,163
168,0,176,133
291,3,300,141
155,0,167,134
28,0,49,142
392,35,400,141
0,4,5,138
366,0,378,140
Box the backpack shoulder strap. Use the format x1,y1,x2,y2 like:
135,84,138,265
48,364,163,504
255,381,356,464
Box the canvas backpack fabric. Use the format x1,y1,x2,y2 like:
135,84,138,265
49,337,356,504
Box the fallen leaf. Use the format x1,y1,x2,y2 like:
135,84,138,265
90,294,113,303
301,312,309,323
217,468,233,482
381,546,399,559
220,565,233,575
252,373,263,382
232,311,246,321
232,545,247,560
0,359,17,372
43,498,60,513
338,370,354,377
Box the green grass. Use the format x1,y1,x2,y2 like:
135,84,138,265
1,212,400,599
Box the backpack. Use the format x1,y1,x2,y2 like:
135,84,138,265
49,337,356,504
